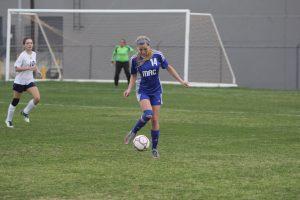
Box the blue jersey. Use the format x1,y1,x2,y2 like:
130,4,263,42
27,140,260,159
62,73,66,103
130,50,169,95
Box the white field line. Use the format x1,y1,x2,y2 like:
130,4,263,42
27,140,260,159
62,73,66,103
0,101,299,117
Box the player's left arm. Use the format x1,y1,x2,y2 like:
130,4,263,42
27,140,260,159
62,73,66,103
167,65,189,87
33,65,42,76
33,54,41,76
128,45,136,55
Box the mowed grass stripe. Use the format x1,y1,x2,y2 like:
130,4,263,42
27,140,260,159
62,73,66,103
0,81,299,199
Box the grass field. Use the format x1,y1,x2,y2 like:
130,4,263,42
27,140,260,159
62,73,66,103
0,81,299,199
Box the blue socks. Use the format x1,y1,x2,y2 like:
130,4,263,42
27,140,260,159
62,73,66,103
132,110,153,133
131,110,160,150
151,130,160,149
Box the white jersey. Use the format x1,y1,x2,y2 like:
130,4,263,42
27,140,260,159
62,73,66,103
14,51,36,85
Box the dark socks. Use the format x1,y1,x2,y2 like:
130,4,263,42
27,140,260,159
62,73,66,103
151,130,160,149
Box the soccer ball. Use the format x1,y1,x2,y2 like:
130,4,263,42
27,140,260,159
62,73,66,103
133,135,150,151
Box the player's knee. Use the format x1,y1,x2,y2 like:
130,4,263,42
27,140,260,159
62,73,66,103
11,98,20,106
34,96,40,104
142,109,153,121
144,109,153,119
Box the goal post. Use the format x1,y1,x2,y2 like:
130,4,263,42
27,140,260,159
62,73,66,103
5,9,237,87
189,13,236,87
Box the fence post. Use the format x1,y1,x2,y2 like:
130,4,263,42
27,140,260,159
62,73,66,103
89,44,93,79
219,47,223,83
297,44,300,90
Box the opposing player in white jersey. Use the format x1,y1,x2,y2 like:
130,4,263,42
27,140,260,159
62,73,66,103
5,37,41,128
124,36,189,158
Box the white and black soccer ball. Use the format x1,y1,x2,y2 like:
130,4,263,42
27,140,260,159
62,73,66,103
133,135,150,151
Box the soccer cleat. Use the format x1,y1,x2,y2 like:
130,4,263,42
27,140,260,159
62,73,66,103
5,121,14,128
21,110,30,123
152,149,160,158
124,131,136,144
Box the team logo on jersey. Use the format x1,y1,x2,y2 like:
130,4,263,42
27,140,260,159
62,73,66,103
30,61,36,67
142,69,157,77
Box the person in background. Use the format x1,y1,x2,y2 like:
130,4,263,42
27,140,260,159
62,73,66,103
111,39,134,86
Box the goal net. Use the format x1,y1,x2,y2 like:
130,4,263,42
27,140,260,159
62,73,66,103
5,9,236,87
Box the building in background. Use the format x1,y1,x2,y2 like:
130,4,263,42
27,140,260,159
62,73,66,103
0,0,300,90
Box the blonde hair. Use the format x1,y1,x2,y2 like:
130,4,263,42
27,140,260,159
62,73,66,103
135,35,151,45
135,36,153,67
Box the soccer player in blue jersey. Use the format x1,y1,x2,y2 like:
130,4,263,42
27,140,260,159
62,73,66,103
123,36,189,158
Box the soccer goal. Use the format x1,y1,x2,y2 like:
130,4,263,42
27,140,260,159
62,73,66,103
5,9,237,87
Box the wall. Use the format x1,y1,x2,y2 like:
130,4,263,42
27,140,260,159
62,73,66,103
1,0,300,89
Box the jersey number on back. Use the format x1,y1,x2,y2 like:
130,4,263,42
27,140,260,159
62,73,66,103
150,58,158,66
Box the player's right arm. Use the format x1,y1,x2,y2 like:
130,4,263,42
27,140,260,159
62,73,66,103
124,56,137,97
15,65,37,72
111,46,117,64
124,74,137,97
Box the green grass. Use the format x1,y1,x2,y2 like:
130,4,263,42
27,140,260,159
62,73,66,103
0,81,299,200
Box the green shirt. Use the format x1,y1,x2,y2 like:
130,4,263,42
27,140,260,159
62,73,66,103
111,45,134,62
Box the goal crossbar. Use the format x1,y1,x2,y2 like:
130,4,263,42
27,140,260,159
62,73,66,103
8,9,190,14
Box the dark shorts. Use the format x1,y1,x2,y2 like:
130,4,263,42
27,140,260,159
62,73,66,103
136,92,163,106
13,82,36,93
